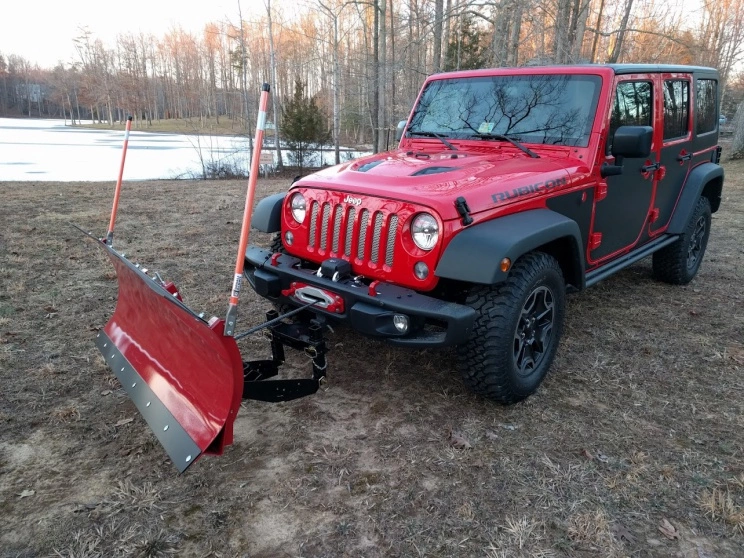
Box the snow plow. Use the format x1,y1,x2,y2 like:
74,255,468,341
78,84,328,472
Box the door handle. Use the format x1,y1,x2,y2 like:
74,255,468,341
676,152,692,162
641,162,660,173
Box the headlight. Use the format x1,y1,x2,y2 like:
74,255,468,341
411,213,439,250
290,193,306,223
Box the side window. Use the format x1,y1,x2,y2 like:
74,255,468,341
663,80,690,140
607,81,653,154
695,79,717,135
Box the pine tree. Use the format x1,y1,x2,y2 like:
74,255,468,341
282,79,329,171
444,16,488,72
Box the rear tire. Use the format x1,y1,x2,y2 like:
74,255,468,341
652,196,711,285
456,252,566,404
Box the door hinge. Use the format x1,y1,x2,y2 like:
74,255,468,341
589,233,602,251
595,182,608,202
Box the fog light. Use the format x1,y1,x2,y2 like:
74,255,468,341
284,231,294,246
414,262,429,280
393,314,409,334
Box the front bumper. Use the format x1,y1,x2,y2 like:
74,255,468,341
244,246,475,348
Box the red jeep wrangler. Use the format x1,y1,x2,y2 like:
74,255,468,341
245,64,724,404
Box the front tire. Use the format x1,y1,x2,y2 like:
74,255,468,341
652,196,711,285
456,252,566,404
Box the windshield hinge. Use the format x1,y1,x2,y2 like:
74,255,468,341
455,196,473,226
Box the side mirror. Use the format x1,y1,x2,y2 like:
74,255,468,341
395,120,407,142
601,125,653,178
612,125,653,158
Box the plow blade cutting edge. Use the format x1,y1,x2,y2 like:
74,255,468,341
86,230,243,473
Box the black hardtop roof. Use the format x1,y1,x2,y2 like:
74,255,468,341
607,63,718,76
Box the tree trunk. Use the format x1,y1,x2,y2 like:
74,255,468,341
731,101,744,160
607,0,634,63
372,0,379,153
266,0,284,170
333,14,340,164
508,0,524,66
433,0,443,72
590,0,606,62
378,0,387,152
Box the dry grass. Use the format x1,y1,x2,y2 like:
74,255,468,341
0,158,743,556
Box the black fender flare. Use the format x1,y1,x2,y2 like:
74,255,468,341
667,163,723,234
435,209,585,287
251,193,285,233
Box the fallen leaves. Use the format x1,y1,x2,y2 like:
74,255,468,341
449,429,472,450
114,417,134,427
18,489,35,499
658,518,680,540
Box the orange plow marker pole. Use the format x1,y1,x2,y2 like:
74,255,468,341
105,115,133,245
224,84,271,336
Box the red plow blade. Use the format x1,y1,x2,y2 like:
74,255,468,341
79,85,329,472
89,232,243,472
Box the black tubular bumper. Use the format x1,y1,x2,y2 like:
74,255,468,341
244,246,476,348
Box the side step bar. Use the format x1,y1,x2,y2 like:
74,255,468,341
585,234,679,287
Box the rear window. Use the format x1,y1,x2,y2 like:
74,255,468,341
695,79,718,135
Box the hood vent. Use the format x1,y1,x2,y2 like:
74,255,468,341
356,160,384,172
411,166,459,176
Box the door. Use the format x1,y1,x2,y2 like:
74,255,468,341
651,76,692,233
590,78,657,262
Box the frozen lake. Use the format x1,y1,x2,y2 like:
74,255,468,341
0,118,367,181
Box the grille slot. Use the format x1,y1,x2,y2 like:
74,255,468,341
332,206,343,253
386,215,398,267
319,203,331,251
370,213,384,263
344,207,355,257
357,210,370,260
308,202,319,248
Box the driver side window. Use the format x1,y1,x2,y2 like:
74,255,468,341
607,81,653,154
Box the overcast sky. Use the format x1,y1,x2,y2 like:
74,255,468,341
0,0,261,68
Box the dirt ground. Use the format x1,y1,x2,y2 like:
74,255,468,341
1,158,743,557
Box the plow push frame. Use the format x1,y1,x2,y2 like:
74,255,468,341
78,84,330,473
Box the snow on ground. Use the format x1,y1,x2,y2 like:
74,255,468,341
0,118,367,181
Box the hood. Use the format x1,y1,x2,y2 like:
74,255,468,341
294,148,590,220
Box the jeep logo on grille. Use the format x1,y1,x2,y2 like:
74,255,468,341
343,195,362,206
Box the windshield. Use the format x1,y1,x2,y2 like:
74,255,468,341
408,74,602,147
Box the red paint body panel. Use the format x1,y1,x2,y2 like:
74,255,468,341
286,150,594,291
103,248,243,455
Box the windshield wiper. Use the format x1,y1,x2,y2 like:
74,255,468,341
471,133,539,158
407,131,458,151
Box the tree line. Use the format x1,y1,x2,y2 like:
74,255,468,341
1,0,743,162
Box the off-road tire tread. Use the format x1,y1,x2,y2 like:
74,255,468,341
269,233,284,254
267,233,293,315
652,196,711,285
456,252,565,404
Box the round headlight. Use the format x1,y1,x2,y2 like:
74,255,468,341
290,193,306,223
411,213,439,250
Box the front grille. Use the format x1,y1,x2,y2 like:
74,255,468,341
306,200,399,269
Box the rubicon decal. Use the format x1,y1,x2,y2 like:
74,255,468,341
343,195,362,206
492,177,567,203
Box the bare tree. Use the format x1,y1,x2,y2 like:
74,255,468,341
265,0,285,169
